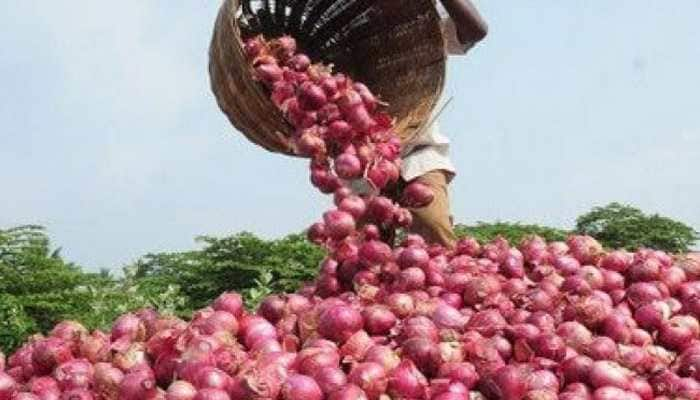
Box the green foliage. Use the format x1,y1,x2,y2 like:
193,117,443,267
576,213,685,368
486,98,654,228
131,232,324,311
576,202,698,253
455,221,570,245
0,226,184,353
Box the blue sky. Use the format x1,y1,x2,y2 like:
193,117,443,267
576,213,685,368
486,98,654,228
1,1,698,270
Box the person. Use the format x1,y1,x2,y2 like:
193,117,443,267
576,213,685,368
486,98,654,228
401,0,488,249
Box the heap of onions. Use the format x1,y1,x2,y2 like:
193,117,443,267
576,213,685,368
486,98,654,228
2,34,700,400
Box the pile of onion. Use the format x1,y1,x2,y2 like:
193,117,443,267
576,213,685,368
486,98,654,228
1,34,699,400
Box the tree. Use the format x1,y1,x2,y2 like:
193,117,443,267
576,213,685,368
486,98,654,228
454,222,570,245
576,202,698,253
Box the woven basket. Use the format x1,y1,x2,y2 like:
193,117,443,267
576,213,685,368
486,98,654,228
209,0,447,156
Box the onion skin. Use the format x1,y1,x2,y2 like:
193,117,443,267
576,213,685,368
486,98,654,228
347,363,388,400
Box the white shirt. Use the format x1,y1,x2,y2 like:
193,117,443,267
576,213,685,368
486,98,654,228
400,4,473,182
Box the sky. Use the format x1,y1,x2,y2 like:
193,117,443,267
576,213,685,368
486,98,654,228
1,1,698,270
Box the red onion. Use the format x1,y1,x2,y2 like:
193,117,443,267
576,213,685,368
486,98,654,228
54,359,93,390
527,312,556,333
364,345,400,372
297,348,340,376
557,322,593,352
560,355,593,385
347,363,387,400
313,367,347,395
0,372,17,400
480,365,528,400
323,210,356,240
366,196,396,225
193,388,230,400
318,304,363,343
437,362,478,389
529,334,566,362
119,370,158,400
335,154,363,179
166,380,197,400
361,306,396,335
387,360,428,399
400,181,434,208
432,303,467,331
466,310,507,337
212,293,243,317
553,256,581,276
192,367,231,390
658,315,699,351
13,393,40,400
628,377,653,400
527,369,560,393
589,361,631,389
586,337,618,361
327,384,368,400
384,293,415,319
397,268,426,291
463,276,501,307
281,374,323,400
592,386,631,400
628,259,661,282
397,246,430,270
358,241,392,267
31,338,74,376
401,338,441,377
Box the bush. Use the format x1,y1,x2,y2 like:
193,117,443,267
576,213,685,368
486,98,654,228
454,221,570,245
131,232,324,310
576,202,698,253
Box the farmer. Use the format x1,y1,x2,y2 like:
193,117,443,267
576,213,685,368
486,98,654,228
402,0,488,248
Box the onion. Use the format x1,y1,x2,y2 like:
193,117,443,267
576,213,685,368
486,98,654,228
553,256,581,276
556,322,593,352
463,276,501,307
600,251,633,272
480,365,528,400
387,360,427,399
31,338,74,376
589,361,631,389
347,363,388,400
400,182,434,208
281,374,323,400
166,381,197,400
401,338,441,377
364,345,400,372
397,268,426,292
318,304,363,343
592,386,630,400
527,370,560,393
54,359,93,390
296,348,340,376
212,293,243,317
335,154,363,180
358,241,392,267
658,315,699,351
119,370,158,400
327,385,368,400
602,311,632,343
384,293,415,319
192,367,231,390
529,334,566,362
397,247,430,270
633,301,670,330
628,259,661,282
193,388,230,400
560,355,593,385
323,210,356,240
366,197,396,225
361,306,396,335
313,367,347,395
586,337,618,361
438,362,478,389
0,372,17,400
466,310,507,337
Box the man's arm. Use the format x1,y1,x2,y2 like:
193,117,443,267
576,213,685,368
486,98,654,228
439,0,488,46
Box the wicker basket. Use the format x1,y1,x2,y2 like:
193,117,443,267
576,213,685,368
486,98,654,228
209,0,446,156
